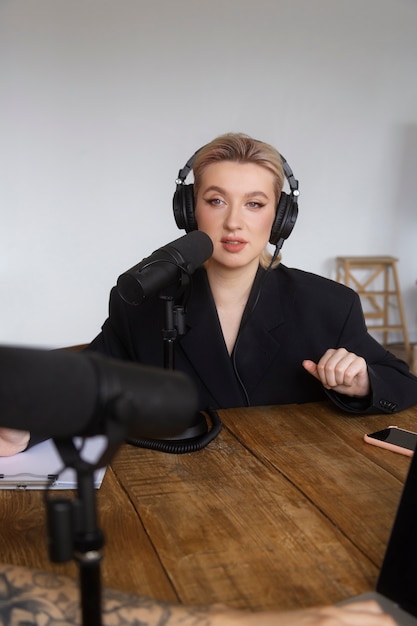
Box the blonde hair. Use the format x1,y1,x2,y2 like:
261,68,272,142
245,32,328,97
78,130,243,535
193,133,285,268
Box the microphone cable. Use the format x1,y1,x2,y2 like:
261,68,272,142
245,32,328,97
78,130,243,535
126,406,222,454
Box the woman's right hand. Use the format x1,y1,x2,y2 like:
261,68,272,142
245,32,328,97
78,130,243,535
0,427,30,456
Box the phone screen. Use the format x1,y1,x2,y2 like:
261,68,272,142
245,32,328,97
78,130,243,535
367,427,417,452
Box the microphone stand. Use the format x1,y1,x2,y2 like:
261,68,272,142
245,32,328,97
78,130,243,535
160,294,187,370
73,463,103,626
127,279,222,451
47,423,125,626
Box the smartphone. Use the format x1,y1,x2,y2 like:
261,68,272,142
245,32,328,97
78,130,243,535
364,426,417,457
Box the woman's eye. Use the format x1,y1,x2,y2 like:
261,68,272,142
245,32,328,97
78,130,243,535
207,198,223,206
247,201,264,209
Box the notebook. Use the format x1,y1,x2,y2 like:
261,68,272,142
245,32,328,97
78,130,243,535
0,436,107,489
339,448,417,624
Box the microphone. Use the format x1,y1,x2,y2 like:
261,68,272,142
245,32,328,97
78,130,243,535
116,231,213,305
0,346,198,440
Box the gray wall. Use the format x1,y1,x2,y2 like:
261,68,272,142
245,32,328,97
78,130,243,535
1,0,416,348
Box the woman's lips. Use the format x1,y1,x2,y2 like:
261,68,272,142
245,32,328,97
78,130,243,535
221,238,247,253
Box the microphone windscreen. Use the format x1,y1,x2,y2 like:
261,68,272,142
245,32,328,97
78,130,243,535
117,231,213,304
164,231,214,272
0,346,98,437
0,346,199,440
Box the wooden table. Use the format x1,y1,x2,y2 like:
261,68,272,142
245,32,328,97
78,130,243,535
1,401,417,611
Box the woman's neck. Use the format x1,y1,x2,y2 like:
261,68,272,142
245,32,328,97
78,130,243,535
205,261,259,355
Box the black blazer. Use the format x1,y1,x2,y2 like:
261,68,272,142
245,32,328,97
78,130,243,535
88,265,417,414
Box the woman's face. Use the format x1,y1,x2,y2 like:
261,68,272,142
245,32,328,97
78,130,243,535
194,161,276,272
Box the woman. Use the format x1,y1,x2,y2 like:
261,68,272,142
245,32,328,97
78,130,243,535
1,132,417,456
87,132,417,414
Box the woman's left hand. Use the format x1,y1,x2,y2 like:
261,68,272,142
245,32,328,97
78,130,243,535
302,348,371,397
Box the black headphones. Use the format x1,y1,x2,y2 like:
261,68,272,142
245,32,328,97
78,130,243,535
173,147,299,249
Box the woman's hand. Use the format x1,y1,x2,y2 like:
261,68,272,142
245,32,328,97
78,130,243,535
0,427,30,456
302,348,370,398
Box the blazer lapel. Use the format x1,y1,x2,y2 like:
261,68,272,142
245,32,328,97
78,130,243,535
234,268,288,395
177,267,289,407
178,269,247,407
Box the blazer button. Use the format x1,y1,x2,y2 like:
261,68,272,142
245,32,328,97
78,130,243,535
379,399,397,412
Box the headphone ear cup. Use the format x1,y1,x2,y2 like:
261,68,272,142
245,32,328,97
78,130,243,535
269,192,298,246
173,184,198,232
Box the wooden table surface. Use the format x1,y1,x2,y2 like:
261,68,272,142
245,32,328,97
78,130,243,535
1,400,417,611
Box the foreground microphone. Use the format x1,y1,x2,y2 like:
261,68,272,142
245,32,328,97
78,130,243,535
117,231,213,305
0,346,198,440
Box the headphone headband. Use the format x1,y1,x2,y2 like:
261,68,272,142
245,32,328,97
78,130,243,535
175,153,196,185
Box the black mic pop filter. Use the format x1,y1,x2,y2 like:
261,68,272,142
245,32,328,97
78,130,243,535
117,231,213,305
0,346,198,440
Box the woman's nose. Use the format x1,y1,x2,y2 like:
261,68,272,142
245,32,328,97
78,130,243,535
223,204,242,230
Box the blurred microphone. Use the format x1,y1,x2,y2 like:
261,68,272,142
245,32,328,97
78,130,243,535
117,231,213,305
0,346,198,440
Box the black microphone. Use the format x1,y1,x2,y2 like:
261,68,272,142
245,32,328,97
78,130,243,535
0,346,198,440
116,231,213,305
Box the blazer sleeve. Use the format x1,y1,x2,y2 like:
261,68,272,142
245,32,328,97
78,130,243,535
325,291,417,414
86,287,140,361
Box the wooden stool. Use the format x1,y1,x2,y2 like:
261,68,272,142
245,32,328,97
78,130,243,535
335,256,411,364
412,344,417,376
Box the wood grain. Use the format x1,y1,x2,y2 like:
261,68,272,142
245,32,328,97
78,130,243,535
111,423,375,609
1,401,416,612
221,402,415,566
0,465,177,600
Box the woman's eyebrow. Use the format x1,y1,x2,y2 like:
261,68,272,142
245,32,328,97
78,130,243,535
243,190,270,199
202,185,226,194
203,186,270,199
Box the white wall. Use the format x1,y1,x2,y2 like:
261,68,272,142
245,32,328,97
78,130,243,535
1,0,416,348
